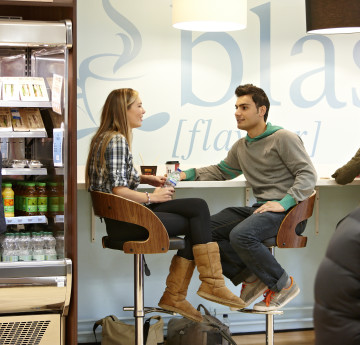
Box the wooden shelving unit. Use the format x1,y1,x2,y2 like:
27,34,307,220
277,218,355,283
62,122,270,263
0,1,77,345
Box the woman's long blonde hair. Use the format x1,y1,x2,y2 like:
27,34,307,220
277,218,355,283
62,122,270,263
85,88,139,189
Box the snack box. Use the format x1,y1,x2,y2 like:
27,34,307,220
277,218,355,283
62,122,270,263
19,107,45,131
0,107,13,131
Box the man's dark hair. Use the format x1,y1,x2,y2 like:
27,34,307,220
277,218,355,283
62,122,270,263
235,84,270,122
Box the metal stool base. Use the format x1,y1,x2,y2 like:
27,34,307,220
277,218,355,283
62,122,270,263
236,308,283,345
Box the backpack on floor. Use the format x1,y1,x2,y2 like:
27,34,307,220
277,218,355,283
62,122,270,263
93,314,164,345
166,304,237,345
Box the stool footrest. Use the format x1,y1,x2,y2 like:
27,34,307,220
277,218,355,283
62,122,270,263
236,308,283,315
124,306,177,315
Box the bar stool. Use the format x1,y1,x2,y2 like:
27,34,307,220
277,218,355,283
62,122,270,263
90,191,186,345
238,191,317,345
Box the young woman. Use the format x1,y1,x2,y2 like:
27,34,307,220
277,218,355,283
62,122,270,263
85,88,245,322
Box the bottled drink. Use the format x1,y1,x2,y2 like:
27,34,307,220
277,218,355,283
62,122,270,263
44,231,57,260
15,181,24,216
2,182,15,217
47,182,60,217
2,233,11,261
0,231,5,252
24,182,37,216
36,182,47,216
25,232,32,260
18,232,32,261
2,233,10,261
55,231,64,259
13,182,18,216
59,182,64,215
13,232,20,258
2,233,18,262
164,168,182,188
222,314,230,329
32,232,45,261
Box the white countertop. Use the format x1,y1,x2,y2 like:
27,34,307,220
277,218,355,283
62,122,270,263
77,165,360,189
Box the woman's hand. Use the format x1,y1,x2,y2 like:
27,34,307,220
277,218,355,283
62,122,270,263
151,186,174,203
141,174,166,187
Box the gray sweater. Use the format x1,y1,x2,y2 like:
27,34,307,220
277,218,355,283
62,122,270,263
184,123,317,210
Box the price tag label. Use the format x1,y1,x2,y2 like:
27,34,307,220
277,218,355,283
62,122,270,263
51,74,63,115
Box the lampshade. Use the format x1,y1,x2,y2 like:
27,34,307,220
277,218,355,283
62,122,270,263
306,0,360,34
172,0,247,32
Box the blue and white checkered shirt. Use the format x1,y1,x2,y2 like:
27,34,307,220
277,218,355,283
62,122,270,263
88,134,140,193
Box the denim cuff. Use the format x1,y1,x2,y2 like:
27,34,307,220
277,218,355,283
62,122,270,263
269,270,289,292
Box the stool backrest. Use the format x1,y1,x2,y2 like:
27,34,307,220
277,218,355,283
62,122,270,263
90,191,169,254
276,191,316,248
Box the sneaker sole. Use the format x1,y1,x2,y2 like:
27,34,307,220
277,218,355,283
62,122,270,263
197,291,246,309
253,287,300,312
230,286,268,311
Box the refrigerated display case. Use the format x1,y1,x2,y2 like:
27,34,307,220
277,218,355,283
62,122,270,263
0,19,73,345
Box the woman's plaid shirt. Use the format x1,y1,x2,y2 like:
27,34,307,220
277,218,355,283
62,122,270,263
88,134,140,193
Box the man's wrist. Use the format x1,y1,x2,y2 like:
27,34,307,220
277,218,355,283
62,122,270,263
183,168,196,181
279,194,296,211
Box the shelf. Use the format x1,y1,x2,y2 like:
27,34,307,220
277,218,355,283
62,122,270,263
0,0,74,6
0,100,51,108
2,167,47,175
5,215,47,225
0,131,47,138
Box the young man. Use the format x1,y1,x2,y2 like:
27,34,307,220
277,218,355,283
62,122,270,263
181,84,317,311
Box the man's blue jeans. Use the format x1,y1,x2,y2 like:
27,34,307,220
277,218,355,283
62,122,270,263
211,203,289,293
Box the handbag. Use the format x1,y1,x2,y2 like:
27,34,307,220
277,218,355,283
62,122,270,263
93,314,164,345
166,304,237,345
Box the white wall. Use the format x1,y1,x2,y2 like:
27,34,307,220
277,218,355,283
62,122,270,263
76,0,360,342
77,0,360,169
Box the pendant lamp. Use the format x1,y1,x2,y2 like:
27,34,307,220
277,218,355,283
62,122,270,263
172,0,247,32
306,0,360,34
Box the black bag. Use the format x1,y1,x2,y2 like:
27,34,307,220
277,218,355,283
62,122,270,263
166,304,237,345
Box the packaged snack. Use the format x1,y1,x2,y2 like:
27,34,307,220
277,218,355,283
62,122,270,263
0,107,13,131
11,108,30,131
19,108,45,131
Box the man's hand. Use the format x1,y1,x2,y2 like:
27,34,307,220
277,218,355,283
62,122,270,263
180,171,187,180
253,201,285,214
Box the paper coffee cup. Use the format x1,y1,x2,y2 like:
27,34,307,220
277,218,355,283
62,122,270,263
165,161,180,174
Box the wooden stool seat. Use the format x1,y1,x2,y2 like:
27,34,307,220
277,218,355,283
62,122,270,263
102,235,186,252
90,190,185,345
237,191,316,345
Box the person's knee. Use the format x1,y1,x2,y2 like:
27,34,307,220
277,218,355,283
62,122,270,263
229,228,243,247
190,198,210,213
229,227,253,249
211,227,222,241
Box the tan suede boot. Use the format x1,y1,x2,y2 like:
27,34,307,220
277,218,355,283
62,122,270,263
193,242,246,309
158,255,203,322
